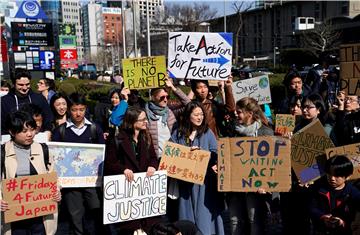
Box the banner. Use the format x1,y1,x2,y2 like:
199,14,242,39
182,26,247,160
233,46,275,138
48,142,105,187
11,22,53,47
2,172,58,223
168,32,232,80
122,56,166,90
275,114,296,135
103,171,167,224
60,49,77,61
291,120,335,184
326,143,360,179
159,141,210,185
232,75,272,104
59,35,77,48
339,43,360,96
15,1,49,20
59,24,76,36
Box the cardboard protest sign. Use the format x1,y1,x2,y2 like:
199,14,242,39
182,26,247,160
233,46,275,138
159,141,210,185
168,32,232,80
103,171,167,224
232,75,272,104
326,143,360,179
339,43,360,95
291,120,335,184
218,136,291,192
122,56,166,90
48,142,105,187
275,114,296,135
2,172,58,223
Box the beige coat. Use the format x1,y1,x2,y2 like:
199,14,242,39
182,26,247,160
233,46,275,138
1,141,58,235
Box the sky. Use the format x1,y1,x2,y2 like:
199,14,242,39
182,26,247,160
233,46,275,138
164,0,245,16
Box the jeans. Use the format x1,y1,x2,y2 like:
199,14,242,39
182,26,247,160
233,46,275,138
227,192,267,235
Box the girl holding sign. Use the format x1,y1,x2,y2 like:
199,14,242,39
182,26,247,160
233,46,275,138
0,110,61,235
104,106,159,235
170,101,224,235
227,97,274,235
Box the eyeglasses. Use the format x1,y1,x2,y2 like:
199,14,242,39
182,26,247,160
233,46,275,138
159,95,170,101
345,97,359,103
136,118,148,123
302,105,316,110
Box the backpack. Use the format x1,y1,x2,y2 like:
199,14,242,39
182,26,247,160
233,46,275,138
58,122,98,143
1,142,49,179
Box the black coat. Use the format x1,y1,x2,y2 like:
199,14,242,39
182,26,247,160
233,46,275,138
103,130,160,233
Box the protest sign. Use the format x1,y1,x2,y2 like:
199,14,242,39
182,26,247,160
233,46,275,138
326,143,360,179
159,141,210,185
218,136,291,192
2,172,58,223
291,120,335,184
48,142,105,187
122,56,166,90
275,114,296,135
340,43,360,95
168,32,232,80
232,75,272,104
103,171,167,224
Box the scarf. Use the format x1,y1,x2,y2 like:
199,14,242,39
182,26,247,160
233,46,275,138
235,120,261,137
145,102,169,125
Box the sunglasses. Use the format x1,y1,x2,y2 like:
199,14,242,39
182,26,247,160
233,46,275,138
159,95,170,101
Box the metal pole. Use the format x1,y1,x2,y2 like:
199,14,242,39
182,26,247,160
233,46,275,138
224,0,226,32
133,1,138,57
273,47,276,69
146,0,151,56
122,0,126,58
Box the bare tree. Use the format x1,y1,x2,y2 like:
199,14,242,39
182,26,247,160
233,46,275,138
232,1,253,66
301,21,341,58
90,48,112,72
162,2,217,31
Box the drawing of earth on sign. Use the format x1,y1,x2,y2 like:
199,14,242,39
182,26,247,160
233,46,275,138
50,145,104,178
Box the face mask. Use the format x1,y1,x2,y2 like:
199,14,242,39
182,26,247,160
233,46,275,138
0,91,8,97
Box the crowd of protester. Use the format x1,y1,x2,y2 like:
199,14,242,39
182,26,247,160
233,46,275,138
1,64,360,235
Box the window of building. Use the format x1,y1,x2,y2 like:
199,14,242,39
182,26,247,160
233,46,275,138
341,2,348,14
315,2,320,20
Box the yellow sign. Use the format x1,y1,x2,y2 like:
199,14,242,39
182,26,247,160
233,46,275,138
122,56,167,90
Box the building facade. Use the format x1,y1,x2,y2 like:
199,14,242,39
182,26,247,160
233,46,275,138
60,0,83,62
210,0,360,63
81,2,103,60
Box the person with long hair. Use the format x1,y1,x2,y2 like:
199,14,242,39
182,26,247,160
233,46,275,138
104,106,159,235
49,93,69,128
102,87,129,139
170,101,224,235
227,97,273,235
0,110,61,235
37,78,56,103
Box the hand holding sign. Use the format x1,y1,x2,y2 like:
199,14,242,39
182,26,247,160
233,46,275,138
0,200,9,211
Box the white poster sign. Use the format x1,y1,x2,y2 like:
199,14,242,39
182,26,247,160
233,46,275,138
232,75,272,104
103,171,167,224
168,32,233,80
